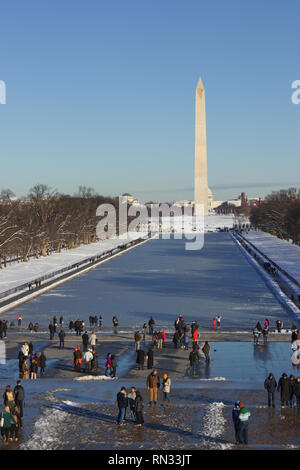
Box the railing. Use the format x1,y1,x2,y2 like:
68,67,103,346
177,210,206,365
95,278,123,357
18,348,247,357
233,231,300,289
0,236,149,302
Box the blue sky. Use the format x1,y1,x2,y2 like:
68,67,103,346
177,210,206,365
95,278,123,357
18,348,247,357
0,0,299,202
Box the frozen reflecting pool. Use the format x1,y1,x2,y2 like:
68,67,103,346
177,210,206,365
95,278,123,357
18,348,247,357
4,233,290,329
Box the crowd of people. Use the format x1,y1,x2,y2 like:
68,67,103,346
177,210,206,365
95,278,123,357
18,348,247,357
132,315,212,376
4,311,300,447
116,369,171,426
264,372,300,408
1,380,24,443
17,342,47,379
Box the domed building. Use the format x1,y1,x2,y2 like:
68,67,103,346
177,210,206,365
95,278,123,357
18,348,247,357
122,193,134,204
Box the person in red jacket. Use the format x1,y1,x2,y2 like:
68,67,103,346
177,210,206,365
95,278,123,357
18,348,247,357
162,329,166,348
212,318,217,329
193,328,199,343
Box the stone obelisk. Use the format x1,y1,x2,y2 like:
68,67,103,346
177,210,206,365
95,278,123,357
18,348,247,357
194,77,209,216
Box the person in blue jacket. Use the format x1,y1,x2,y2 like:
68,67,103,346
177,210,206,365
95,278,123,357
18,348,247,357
232,401,240,443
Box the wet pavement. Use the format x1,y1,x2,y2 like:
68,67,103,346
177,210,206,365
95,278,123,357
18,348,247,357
1,338,300,450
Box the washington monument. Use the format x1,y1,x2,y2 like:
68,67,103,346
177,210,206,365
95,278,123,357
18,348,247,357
194,77,209,216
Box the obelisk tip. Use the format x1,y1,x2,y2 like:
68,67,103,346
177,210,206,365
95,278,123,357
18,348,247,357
196,77,205,90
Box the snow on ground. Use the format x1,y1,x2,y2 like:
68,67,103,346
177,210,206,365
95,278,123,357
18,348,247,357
152,214,236,233
74,375,117,381
201,402,232,449
20,407,69,450
0,233,141,296
231,233,300,318
243,232,300,284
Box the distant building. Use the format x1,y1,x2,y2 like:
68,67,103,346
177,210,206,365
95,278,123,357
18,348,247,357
120,193,142,207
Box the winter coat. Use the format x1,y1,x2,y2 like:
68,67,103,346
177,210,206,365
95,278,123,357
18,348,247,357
74,350,82,360
1,411,16,428
30,360,38,373
264,376,277,393
21,344,29,357
189,351,200,365
83,351,93,363
105,355,112,368
289,378,296,398
294,381,300,398
232,406,240,424
146,349,154,368
147,373,160,389
3,390,14,406
111,355,117,368
117,392,128,409
39,354,46,368
162,378,171,393
82,333,89,345
14,385,25,402
135,395,143,412
239,407,251,423
277,376,290,401
134,332,142,342
89,334,97,346
136,349,145,364
128,392,136,410
202,343,210,355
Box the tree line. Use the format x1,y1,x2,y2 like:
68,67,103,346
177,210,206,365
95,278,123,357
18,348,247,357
0,185,121,269
250,188,300,245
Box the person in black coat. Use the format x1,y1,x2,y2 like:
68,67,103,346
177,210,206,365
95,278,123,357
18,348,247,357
134,391,144,426
146,348,154,369
49,322,54,340
39,352,47,376
148,317,155,335
116,387,128,425
289,375,296,408
264,373,277,407
18,351,25,377
136,349,146,370
277,373,290,408
294,377,300,407
111,355,117,378
82,331,89,352
14,380,25,427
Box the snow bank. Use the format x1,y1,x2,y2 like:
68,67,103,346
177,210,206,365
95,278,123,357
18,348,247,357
231,233,300,319
201,402,232,449
244,232,300,285
74,374,117,381
0,232,142,297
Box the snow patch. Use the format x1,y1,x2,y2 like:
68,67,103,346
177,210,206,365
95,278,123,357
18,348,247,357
21,407,68,450
201,401,232,449
74,374,116,381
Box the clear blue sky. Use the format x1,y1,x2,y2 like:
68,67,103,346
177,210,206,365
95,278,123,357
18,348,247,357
1,0,299,202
